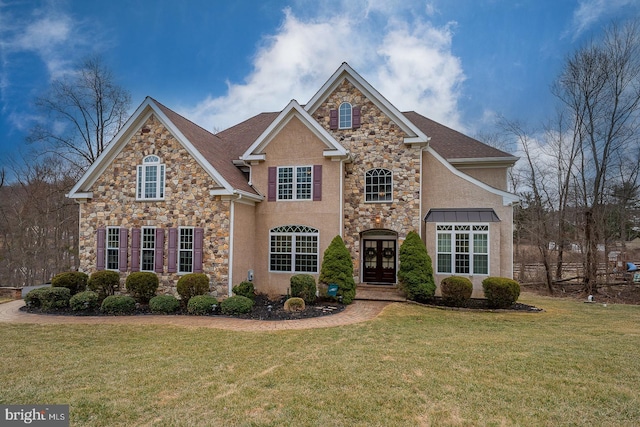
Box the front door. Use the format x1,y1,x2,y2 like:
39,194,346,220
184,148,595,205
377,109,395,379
363,239,396,284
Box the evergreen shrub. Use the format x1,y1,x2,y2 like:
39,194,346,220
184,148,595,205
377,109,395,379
284,297,305,312
51,271,88,295
440,276,473,307
176,273,209,304
88,270,120,300
290,274,317,303
149,295,180,314
319,235,356,304
125,272,159,304
101,295,136,315
220,295,254,315
25,287,71,310
482,277,521,309
232,281,255,300
70,290,101,312
397,231,436,302
187,295,218,315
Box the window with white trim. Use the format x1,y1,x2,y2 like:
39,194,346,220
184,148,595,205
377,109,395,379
277,166,312,200
106,227,119,270
178,227,194,273
269,225,319,273
365,168,393,202
339,102,352,129
436,224,489,275
141,227,155,272
137,155,165,200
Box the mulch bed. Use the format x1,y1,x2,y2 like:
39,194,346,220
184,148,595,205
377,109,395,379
419,296,543,312
20,294,347,320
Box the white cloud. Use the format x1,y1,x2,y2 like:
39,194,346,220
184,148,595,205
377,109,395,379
185,5,466,133
569,0,638,40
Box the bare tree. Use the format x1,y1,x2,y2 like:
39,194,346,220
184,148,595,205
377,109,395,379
28,55,131,173
553,20,640,293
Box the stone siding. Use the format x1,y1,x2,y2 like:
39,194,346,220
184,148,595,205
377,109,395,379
78,114,230,297
313,79,422,280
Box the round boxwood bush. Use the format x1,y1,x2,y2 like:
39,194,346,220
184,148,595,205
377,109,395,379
220,295,254,315
24,287,50,308
284,297,305,312
149,295,180,314
440,276,473,307
482,277,521,309
232,281,255,300
290,274,317,303
187,294,218,315
100,295,136,315
125,272,159,304
88,270,120,300
70,290,101,312
51,271,89,295
177,273,209,304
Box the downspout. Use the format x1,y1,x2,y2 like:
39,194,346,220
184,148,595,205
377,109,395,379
228,197,236,297
340,158,345,238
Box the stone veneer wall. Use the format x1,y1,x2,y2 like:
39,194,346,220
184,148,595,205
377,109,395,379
78,114,230,297
313,79,422,279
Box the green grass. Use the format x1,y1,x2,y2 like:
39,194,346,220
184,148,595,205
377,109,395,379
1,294,639,426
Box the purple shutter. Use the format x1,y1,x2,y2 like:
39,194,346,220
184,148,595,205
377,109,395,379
329,109,338,130
313,165,322,201
131,229,140,272
119,228,128,272
268,167,277,201
155,228,165,273
352,106,361,129
96,228,106,270
193,228,204,273
167,228,178,273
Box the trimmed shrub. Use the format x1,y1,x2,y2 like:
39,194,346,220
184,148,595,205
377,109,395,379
187,295,218,315
482,277,521,309
232,281,255,300
319,235,356,304
440,276,473,307
70,290,101,312
149,295,180,314
42,287,71,310
220,295,254,315
398,231,436,302
177,273,209,304
88,270,120,300
290,274,317,303
51,271,88,295
283,297,305,312
125,272,159,304
101,295,136,315
24,287,50,308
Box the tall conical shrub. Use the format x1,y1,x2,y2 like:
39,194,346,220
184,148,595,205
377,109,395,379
397,231,435,302
319,235,356,304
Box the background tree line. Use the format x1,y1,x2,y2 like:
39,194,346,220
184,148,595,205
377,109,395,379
500,20,640,294
0,56,130,287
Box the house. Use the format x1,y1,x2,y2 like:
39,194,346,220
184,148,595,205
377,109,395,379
67,63,519,298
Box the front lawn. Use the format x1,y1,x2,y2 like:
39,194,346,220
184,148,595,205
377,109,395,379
1,294,638,426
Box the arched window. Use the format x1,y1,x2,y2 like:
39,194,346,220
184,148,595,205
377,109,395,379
137,155,165,200
269,225,319,273
365,168,393,202
339,102,352,129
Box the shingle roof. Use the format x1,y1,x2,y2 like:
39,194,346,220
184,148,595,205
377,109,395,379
152,99,272,195
151,100,515,196
402,111,517,162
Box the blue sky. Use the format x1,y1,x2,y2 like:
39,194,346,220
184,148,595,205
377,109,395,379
1,0,639,168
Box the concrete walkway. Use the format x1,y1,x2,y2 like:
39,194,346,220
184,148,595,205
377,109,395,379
0,299,392,331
